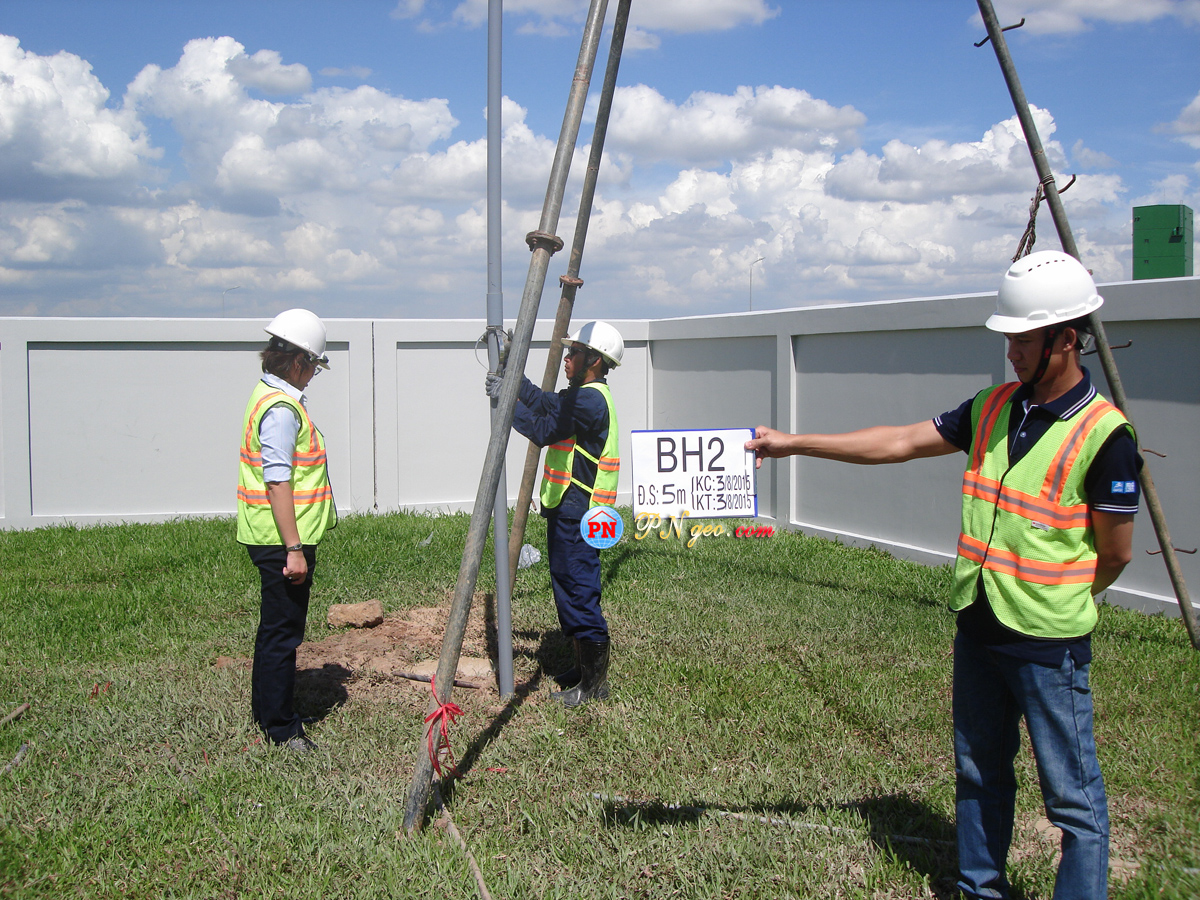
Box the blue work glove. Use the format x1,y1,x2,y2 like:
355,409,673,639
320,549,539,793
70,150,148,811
484,372,503,400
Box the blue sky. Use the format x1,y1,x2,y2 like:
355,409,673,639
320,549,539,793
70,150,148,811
1,0,1197,320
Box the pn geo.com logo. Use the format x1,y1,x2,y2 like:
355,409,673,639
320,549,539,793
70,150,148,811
634,511,775,548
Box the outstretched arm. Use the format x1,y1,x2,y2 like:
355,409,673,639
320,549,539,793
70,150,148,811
745,420,957,469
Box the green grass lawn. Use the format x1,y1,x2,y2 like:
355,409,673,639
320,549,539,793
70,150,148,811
1,511,1196,899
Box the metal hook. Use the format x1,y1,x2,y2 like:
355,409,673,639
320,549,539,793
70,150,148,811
975,18,1025,47
1146,546,1198,556
1083,340,1132,357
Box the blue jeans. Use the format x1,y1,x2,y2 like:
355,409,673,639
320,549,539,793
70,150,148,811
953,629,1109,900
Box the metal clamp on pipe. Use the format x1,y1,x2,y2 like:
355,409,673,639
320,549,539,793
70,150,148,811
526,230,565,254
488,325,512,367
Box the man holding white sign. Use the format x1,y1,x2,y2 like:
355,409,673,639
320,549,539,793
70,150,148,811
486,321,623,708
745,252,1140,900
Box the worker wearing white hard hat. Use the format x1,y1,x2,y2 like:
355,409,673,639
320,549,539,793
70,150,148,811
237,309,337,752
744,252,1141,899
485,320,624,708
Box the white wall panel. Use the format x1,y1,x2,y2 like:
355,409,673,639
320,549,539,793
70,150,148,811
1,281,1196,618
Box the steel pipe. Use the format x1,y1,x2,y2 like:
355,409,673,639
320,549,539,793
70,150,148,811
507,0,634,586
403,0,613,832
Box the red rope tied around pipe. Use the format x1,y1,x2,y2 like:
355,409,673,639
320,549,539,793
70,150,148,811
424,675,463,779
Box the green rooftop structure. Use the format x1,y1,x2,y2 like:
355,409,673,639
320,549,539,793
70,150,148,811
1132,204,1193,279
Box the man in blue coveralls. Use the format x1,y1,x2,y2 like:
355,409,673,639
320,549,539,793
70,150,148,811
746,251,1140,900
487,321,624,708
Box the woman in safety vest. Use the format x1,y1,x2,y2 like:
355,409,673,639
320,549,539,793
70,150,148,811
237,308,337,751
744,252,1140,900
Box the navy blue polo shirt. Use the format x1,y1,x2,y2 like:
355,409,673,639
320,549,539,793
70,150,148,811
512,375,611,520
933,369,1141,666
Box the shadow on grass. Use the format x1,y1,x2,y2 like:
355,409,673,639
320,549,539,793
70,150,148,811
294,662,352,723
440,667,544,810
601,543,636,583
440,599,566,809
596,792,992,900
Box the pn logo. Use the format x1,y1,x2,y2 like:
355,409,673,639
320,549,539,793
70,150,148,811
581,507,624,549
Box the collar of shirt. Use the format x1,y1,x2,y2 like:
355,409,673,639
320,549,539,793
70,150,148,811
1007,367,1096,463
570,376,608,390
261,373,307,407
1013,366,1095,422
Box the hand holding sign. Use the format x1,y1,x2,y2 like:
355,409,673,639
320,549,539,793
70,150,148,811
744,425,797,469
631,428,757,519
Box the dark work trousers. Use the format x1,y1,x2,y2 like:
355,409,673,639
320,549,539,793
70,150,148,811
247,544,317,744
546,512,608,643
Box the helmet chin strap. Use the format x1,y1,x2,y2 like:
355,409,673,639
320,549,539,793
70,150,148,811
568,349,601,387
1028,325,1062,386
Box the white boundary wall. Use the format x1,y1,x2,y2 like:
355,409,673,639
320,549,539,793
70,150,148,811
2,276,1196,617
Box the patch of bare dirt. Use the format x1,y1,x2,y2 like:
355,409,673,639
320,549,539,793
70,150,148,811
1009,809,1148,886
216,591,557,718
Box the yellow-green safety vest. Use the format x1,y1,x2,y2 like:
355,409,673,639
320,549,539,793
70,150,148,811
237,380,337,546
950,382,1132,638
540,381,620,510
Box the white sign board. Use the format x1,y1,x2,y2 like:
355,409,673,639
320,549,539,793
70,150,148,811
630,428,757,519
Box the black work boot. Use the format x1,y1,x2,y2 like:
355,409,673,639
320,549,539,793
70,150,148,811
551,638,581,689
552,639,610,708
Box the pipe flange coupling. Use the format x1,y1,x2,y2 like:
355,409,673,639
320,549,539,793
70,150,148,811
559,275,584,288
526,231,565,254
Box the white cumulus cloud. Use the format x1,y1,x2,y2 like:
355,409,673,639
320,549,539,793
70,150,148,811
1071,139,1116,169
125,37,458,213
225,48,312,95
0,35,158,202
986,0,1200,33
570,102,1128,313
0,31,1162,319
607,84,864,164
449,0,778,33
823,110,1059,203
1162,89,1200,149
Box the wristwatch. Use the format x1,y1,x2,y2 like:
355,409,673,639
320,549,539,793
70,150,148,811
285,542,304,552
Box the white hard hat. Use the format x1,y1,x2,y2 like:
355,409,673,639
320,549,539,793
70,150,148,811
265,308,329,368
986,250,1103,334
567,320,623,367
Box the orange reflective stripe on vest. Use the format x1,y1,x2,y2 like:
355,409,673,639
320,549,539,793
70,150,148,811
969,382,1020,472
539,382,620,511
236,380,336,545
1042,399,1117,502
951,381,1131,638
236,486,270,505
962,471,1091,529
957,533,1096,585
241,390,324,464
541,465,571,485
